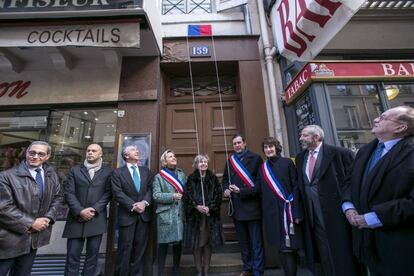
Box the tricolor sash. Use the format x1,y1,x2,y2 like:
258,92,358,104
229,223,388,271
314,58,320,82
160,168,184,194
229,154,255,188
262,160,294,247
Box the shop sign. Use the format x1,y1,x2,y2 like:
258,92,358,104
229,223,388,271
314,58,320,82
0,23,140,47
0,0,142,12
0,80,31,99
270,0,365,61
284,61,414,104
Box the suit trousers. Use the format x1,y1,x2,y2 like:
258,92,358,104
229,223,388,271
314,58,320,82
65,234,103,276
115,216,149,276
233,219,264,276
0,249,37,276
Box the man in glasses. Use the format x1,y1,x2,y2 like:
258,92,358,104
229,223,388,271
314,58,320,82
62,143,112,276
0,141,63,276
342,105,414,276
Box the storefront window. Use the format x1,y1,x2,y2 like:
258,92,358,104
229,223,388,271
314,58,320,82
294,93,315,134
327,84,382,152
383,83,414,108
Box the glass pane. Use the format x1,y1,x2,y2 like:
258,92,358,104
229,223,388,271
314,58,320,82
294,93,315,135
170,76,236,97
384,83,414,108
327,84,382,153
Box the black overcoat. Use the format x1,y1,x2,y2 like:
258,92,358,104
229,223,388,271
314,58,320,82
222,150,262,221
257,156,304,250
111,165,153,226
296,143,360,276
343,137,414,276
62,164,112,238
182,169,224,249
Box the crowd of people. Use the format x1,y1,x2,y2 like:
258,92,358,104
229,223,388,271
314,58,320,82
0,105,413,276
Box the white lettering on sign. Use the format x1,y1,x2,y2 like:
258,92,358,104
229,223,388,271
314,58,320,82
286,67,309,102
270,0,365,61
382,63,414,76
191,45,210,57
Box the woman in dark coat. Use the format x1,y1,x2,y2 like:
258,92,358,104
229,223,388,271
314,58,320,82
183,154,224,276
257,137,304,276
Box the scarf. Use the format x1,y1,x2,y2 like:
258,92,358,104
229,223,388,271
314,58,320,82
84,158,102,180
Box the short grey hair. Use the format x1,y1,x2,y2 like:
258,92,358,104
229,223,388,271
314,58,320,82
395,105,414,136
160,149,175,166
192,154,209,169
122,145,137,161
303,125,325,141
28,141,51,155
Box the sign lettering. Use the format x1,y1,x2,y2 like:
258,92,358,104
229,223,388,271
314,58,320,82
0,0,141,11
0,81,31,99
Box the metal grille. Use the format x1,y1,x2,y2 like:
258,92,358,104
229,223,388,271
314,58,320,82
162,0,212,15
362,0,414,9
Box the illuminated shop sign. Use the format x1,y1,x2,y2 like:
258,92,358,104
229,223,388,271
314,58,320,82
285,61,414,104
0,0,142,12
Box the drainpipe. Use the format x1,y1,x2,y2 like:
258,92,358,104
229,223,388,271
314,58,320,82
256,0,284,146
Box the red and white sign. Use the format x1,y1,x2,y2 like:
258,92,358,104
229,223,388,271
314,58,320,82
285,61,414,104
270,0,365,61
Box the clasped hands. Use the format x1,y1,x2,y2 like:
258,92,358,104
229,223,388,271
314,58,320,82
31,217,50,232
79,207,96,222
224,184,240,197
196,205,210,215
131,201,148,213
345,208,368,229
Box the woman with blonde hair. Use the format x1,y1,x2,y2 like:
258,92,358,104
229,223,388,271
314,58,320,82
153,149,187,276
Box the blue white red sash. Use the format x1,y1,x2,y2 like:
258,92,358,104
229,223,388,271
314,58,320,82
230,154,255,188
160,168,184,194
262,160,294,247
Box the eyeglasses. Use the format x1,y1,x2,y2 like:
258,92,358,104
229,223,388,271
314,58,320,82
27,151,48,158
377,114,401,123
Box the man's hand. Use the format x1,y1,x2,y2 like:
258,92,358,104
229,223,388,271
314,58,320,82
294,218,302,224
79,207,96,221
31,217,50,232
132,201,147,213
354,215,368,229
229,184,240,194
345,208,359,227
173,193,183,201
224,189,231,197
196,205,210,215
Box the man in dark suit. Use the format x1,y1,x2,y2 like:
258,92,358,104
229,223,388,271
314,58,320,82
62,143,112,276
223,134,264,276
295,125,361,276
111,145,153,276
343,105,414,276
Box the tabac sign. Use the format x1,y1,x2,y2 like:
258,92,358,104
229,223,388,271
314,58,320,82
285,61,414,104
0,0,142,12
270,0,365,61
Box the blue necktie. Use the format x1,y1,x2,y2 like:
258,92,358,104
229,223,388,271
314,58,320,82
35,168,44,200
131,165,141,192
367,142,385,174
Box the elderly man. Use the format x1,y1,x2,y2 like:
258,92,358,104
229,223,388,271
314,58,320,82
223,134,264,276
295,125,361,276
343,106,414,276
0,141,63,276
62,143,112,276
111,145,153,276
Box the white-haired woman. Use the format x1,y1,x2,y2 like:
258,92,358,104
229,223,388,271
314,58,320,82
183,154,224,276
153,149,187,276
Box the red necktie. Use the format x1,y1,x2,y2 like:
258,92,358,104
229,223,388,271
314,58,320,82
308,150,316,180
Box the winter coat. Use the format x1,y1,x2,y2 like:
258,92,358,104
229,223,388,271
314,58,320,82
62,164,112,238
0,162,63,259
183,169,224,249
153,168,187,244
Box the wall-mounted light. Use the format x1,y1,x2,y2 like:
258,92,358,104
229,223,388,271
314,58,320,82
385,85,399,101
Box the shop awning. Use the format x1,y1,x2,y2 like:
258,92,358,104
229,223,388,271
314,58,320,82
284,61,414,104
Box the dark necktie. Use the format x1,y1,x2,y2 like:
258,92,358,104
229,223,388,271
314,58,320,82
367,142,385,174
131,165,141,192
35,168,44,200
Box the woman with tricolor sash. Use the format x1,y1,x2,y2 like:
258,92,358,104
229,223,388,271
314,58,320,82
257,137,304,276
153,149,187,276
